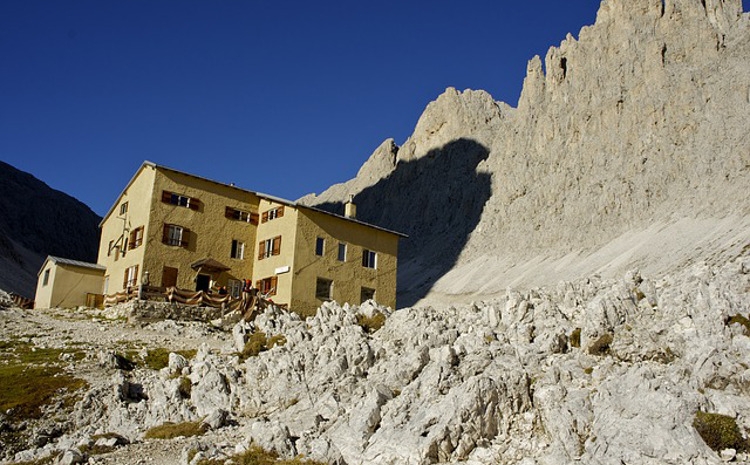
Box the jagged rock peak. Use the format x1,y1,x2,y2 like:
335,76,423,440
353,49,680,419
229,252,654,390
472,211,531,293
397,87,509,163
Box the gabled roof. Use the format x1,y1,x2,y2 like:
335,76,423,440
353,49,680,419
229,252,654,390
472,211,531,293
101,160,408,238
38,255,106,276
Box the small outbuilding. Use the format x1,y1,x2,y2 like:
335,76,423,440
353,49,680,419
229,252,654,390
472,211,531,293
34,256,106,309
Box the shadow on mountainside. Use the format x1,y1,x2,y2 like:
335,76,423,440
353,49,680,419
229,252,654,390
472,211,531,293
315,138,491,307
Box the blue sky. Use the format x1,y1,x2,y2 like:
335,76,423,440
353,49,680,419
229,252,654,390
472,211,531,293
2,1,747,217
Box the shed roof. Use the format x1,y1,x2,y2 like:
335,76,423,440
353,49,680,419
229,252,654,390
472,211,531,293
38,256,106,276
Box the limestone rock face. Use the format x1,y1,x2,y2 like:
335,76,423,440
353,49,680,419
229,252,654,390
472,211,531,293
304,0,750,305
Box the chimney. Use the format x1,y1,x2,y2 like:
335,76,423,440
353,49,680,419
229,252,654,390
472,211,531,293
344,195,357,219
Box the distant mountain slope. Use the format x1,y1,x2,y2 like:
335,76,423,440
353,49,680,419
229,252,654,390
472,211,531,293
302,0,750,306
0,161,101,298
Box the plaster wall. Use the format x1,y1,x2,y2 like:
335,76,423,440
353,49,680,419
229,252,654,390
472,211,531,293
251,199,298,307
34,263,105,309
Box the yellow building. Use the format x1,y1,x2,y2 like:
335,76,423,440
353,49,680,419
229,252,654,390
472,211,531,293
34,256,106,309
96,161,405,314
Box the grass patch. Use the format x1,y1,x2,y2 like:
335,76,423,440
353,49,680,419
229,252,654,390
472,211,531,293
240,332,286,360
694,411,749,451
357,313,386,334
144,421,206,440
588,333,613,356
570,328,581,349
178,376,192,399
143,348,197,371
728,314,750,336
196,445,327,465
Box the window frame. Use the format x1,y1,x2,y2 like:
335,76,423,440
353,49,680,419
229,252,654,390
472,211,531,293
316,277,333,301
257,276,278,296
231,239,245,260
225,206,259,225
258,236,281,260
315,237,325,256
362,249,377,269
129,226,144,250
120,202,128,215
163,223,189,248
337,242,347,261
162,190,200,210
42,269,50,286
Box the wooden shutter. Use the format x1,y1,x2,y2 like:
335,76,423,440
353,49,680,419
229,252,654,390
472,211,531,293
270,276,278,295
162,224,170,244
162,190,172,203
362,250,368,267
129,229,136,249
225,206,235,219
272,236,281,255
188,197,200,211
250,213,259,225
181,228,190,248
134,265,139,287
123,270,129,288
277,206,284,218
258,240,266,260
261,211,269,223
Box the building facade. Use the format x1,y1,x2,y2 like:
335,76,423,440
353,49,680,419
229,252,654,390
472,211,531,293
34,256,106,309
95,161,404,314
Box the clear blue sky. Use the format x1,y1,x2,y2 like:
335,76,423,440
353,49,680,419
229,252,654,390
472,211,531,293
2,1,747,217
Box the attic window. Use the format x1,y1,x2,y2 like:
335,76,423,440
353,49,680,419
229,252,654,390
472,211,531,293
162,190,200,210
120,202,128,215
261,206,285,223
225,207,259,225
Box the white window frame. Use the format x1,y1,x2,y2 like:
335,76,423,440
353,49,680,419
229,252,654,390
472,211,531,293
167,225,184,246
231,239,245,259
362,249,377,269
338,243,347,261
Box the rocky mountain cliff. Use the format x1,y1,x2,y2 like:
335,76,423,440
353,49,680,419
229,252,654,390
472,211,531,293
302,0,750,307
0,161,101,298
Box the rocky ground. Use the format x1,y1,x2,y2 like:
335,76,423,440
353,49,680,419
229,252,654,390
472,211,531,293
2,249,750,464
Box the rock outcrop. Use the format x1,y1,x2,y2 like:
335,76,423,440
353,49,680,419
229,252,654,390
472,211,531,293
301,0,750,306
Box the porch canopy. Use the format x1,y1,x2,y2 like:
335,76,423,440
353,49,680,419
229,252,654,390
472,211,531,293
190,257,231,273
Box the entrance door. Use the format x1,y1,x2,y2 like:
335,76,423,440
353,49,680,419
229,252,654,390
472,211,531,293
196,274,211,292
162,266,178,288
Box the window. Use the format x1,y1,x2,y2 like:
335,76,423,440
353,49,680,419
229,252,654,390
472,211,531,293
227,279,243,299
108,240,114,257
161,190,200,210
42,269,50,286
338,243,347,261
361,287,375,303
258,236,281,260
120,202,128,215
122,238,128,256
261,205,285,223
362,250,377,269
316,277,333,300
129,226,144,250
315,237,325,256
257,276,278,296
123,265,139,289
231,239,245,259
162,224,190,247
225,207,259,225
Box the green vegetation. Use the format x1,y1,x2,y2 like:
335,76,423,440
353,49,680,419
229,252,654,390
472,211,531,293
693,411,749,451
144,420,206,440
0,339,87,421
0,338,88,459
143,348,197,370
178,376,192,399
728,314,750,336
570,328,581,349
356,313,386,334
588,333,613,356
195,445,327,465
240,331,286,360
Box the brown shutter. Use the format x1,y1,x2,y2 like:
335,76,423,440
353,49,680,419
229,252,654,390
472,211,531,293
261,211,269,223
256,280,262,291
272,236,281,255
162,224,170,244
225,206,235,219
134,265,139,287
250,213,259,225
181,228,190,248
188,197,200,211
258,240,266,260
270,276,278,295
162,190,172,203
277,206,284,218
123,270,128,288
